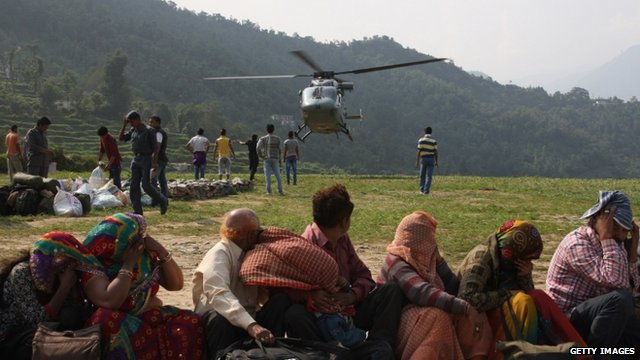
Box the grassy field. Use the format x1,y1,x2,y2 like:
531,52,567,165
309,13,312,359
2,171,638,272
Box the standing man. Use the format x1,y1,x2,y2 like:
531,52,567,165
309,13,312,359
416,126,438,195
546,191,640,350
148,115,169,200
186,128,210,180
256,124,283,195
238,134,259,181
25,116,54,178
97,126,123,189
213,128,235,180
118,111,167,215
193,208,290,356
284,184,403,359
5,125,24,181
283,131,300,185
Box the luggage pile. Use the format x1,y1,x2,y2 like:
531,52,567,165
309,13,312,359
168,177,253,200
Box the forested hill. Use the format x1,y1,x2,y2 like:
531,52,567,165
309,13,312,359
1,0,640,178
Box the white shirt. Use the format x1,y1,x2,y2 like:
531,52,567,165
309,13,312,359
192,238,258,330
186,135,210,152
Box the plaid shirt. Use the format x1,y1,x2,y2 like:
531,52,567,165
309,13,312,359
546,226,640,316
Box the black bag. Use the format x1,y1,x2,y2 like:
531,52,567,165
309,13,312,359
496,300,578,360
15,188,41,215
216,338,352,360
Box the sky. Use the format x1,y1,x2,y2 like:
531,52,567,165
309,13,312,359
171,0,640,87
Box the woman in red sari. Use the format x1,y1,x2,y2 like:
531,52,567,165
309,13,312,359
81,213,204,359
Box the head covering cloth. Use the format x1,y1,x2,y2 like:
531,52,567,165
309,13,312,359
495,220,543,263
581,190,633,230
387,211,444,289
83,213,160,311
29,231,103,294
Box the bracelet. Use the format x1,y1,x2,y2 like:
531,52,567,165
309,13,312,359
118,269,134,280
159,251,173,264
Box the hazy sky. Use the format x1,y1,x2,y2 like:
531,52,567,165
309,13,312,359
172,0,640,86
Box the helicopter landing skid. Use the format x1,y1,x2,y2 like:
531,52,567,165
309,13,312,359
295,125,313,143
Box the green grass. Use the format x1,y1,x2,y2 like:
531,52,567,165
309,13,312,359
2,173,639,269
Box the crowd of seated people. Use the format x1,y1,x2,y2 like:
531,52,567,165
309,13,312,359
1,186,638,359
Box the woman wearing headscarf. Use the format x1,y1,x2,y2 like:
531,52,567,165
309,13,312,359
377,211,492,360
0,232,101,359
81,213,204,359
457,220,586,360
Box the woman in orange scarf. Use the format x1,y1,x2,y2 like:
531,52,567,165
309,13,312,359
378,211,492,360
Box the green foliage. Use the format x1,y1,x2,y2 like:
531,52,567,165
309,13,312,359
0,0,639,178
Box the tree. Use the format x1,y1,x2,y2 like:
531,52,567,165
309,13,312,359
100,50,131,117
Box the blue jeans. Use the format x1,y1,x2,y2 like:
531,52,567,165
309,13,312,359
109,164,122,190
285,156,297,185
263,158,283,194
194,162,206,179
419,156,436,193
151,160,169,199
569,289,640,352
130,155,166,215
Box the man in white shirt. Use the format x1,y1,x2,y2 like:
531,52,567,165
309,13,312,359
192,208,290,356
185,128,210,179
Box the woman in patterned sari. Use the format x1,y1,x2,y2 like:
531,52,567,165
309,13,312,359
378,211,492,360
81,213,204,359
457,220,586,360
0,231,102,359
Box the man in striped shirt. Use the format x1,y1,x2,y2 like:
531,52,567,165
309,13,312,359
546,191,640,349
415,126,438,195
256,124,284,195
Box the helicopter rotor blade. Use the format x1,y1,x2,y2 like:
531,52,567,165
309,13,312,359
290,50,325,73
203,74,310,80
334,58,448,75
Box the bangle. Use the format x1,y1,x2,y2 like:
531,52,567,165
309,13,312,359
118,269,134,280
159,251,173,264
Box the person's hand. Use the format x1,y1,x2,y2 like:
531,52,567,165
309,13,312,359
150,167,158,179
625,221,639,263
333,291,356,307
122,240,145,269
467,306,484,339
123,116,129,126
595,206,616,241
336,276,349,290
247,323,275,344
144,235,169,259
515,259,533,276
310,289,337,312
58,266,77,290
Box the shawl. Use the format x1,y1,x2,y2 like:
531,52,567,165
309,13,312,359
496,220,543,263
580,190,633,230
239,227,339,292
29,231,103,294
83,213,160,312
386,211,444,289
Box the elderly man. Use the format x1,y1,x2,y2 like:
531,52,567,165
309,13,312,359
284,184,403,359
193,208,290,356
546,190,640,351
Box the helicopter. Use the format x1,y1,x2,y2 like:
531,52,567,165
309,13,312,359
204,51,447,141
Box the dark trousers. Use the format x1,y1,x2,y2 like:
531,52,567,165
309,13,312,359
109,164,122,190
151,160,169,200
130,155,165,215
202,293,291,357
285,283,403,360
570,288,640,355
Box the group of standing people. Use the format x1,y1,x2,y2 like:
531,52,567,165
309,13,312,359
4,117,55,182
185,123,301,193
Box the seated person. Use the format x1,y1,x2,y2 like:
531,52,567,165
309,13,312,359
378,211,491,360
546,190,640,349
0,233,92,360
284,184,404,359
458,220,586,359
81,213,204,359
193,208,290,356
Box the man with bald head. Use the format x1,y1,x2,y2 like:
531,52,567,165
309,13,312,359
193,208,290,356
